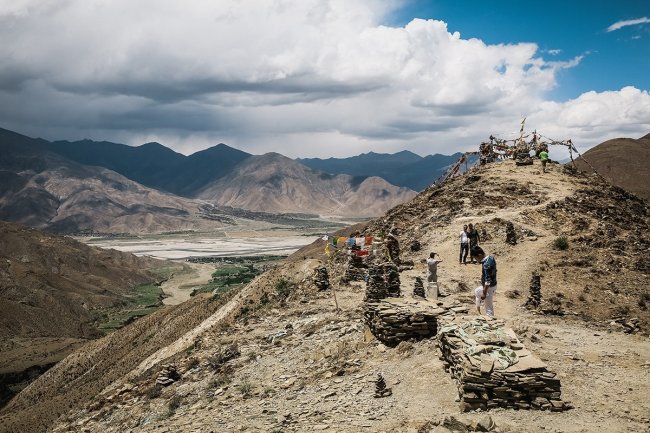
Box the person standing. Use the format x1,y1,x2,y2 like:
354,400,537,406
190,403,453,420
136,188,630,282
467,223,481,264
426,252,443,283
425,252,443,298
459,225,469,264
471,246,497,317
539,147,549,173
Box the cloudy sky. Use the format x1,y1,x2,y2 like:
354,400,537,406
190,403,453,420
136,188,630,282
1,0,649,158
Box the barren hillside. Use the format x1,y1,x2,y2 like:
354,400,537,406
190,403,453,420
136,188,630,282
2,159,649,433
197,153,417,216
0,128,230,234
573,133,650,200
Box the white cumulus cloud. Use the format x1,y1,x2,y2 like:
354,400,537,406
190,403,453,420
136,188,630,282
0,0,648,158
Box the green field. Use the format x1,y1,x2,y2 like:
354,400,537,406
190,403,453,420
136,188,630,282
95,283,165,332
189,255,286,296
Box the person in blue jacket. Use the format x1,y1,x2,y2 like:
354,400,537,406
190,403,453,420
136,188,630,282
471,246,497,317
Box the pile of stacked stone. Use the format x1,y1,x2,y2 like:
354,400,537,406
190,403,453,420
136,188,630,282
385,232,401,264
343,254,367,282
515,156,534,166
385,263,401,297
437,317,570,412
374,373,392,398
156,364,180,387
365,263,388,301
313,266,330,291
413,277,426,298
505,221,517,245
524,272,542,308
363,298,448,346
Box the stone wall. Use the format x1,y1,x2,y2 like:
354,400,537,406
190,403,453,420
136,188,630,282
363,298,470,346
437,317,571,412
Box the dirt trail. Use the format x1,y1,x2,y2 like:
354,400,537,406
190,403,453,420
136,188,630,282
403,164,572,320
161,262,216,305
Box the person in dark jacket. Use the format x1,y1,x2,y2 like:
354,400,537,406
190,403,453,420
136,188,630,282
471,246,497,317
467,223,481,264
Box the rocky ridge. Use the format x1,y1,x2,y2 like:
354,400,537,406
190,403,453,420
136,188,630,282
3,158,649,433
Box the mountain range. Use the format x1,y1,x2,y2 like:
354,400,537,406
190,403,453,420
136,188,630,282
298,150,462,191
0,128,215,234
197,152,416,216
0,128,436,232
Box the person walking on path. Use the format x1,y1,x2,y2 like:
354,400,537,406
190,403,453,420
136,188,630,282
539,148,549,173
459,225,469,264
467,223,481,264
471,246,497,317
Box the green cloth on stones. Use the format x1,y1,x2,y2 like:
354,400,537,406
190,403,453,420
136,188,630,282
439,319,519,369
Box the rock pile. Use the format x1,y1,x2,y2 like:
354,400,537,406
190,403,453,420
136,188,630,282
438,317,570,412
385,232,400,264
313,266,330,291
515,157,534,166
505,221,517,245
611,317,641,334
156,364,180,387
385,263,401,297
365,263,388,301
365,262,400,301
525,272,542,308
343,254,367,283
374,373,392,398
413,277,425,298
364,298,446,346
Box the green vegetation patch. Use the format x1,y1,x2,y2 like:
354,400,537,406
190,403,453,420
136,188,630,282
553,236,569,250
96,283,165,333
189,255,286,297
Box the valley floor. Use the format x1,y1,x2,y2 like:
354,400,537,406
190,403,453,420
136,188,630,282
80,230,318,260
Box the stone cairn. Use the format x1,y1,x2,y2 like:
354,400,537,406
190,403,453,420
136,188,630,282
438,318,570,412
413,277,425,298
365,263,389,301
410,240,421,252
313,266,330,291
156,364,180,387
363,299,445,346
343,254,367,282
525,272,542,308
385,263,401,297
385,232,400,264
374,373,392,398
505,221,517,245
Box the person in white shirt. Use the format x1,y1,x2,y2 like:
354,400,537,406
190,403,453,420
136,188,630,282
459,225,469,264
425,252,443,298
426,252,442,282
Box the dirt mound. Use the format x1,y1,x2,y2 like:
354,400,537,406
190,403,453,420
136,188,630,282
572,134,650,200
